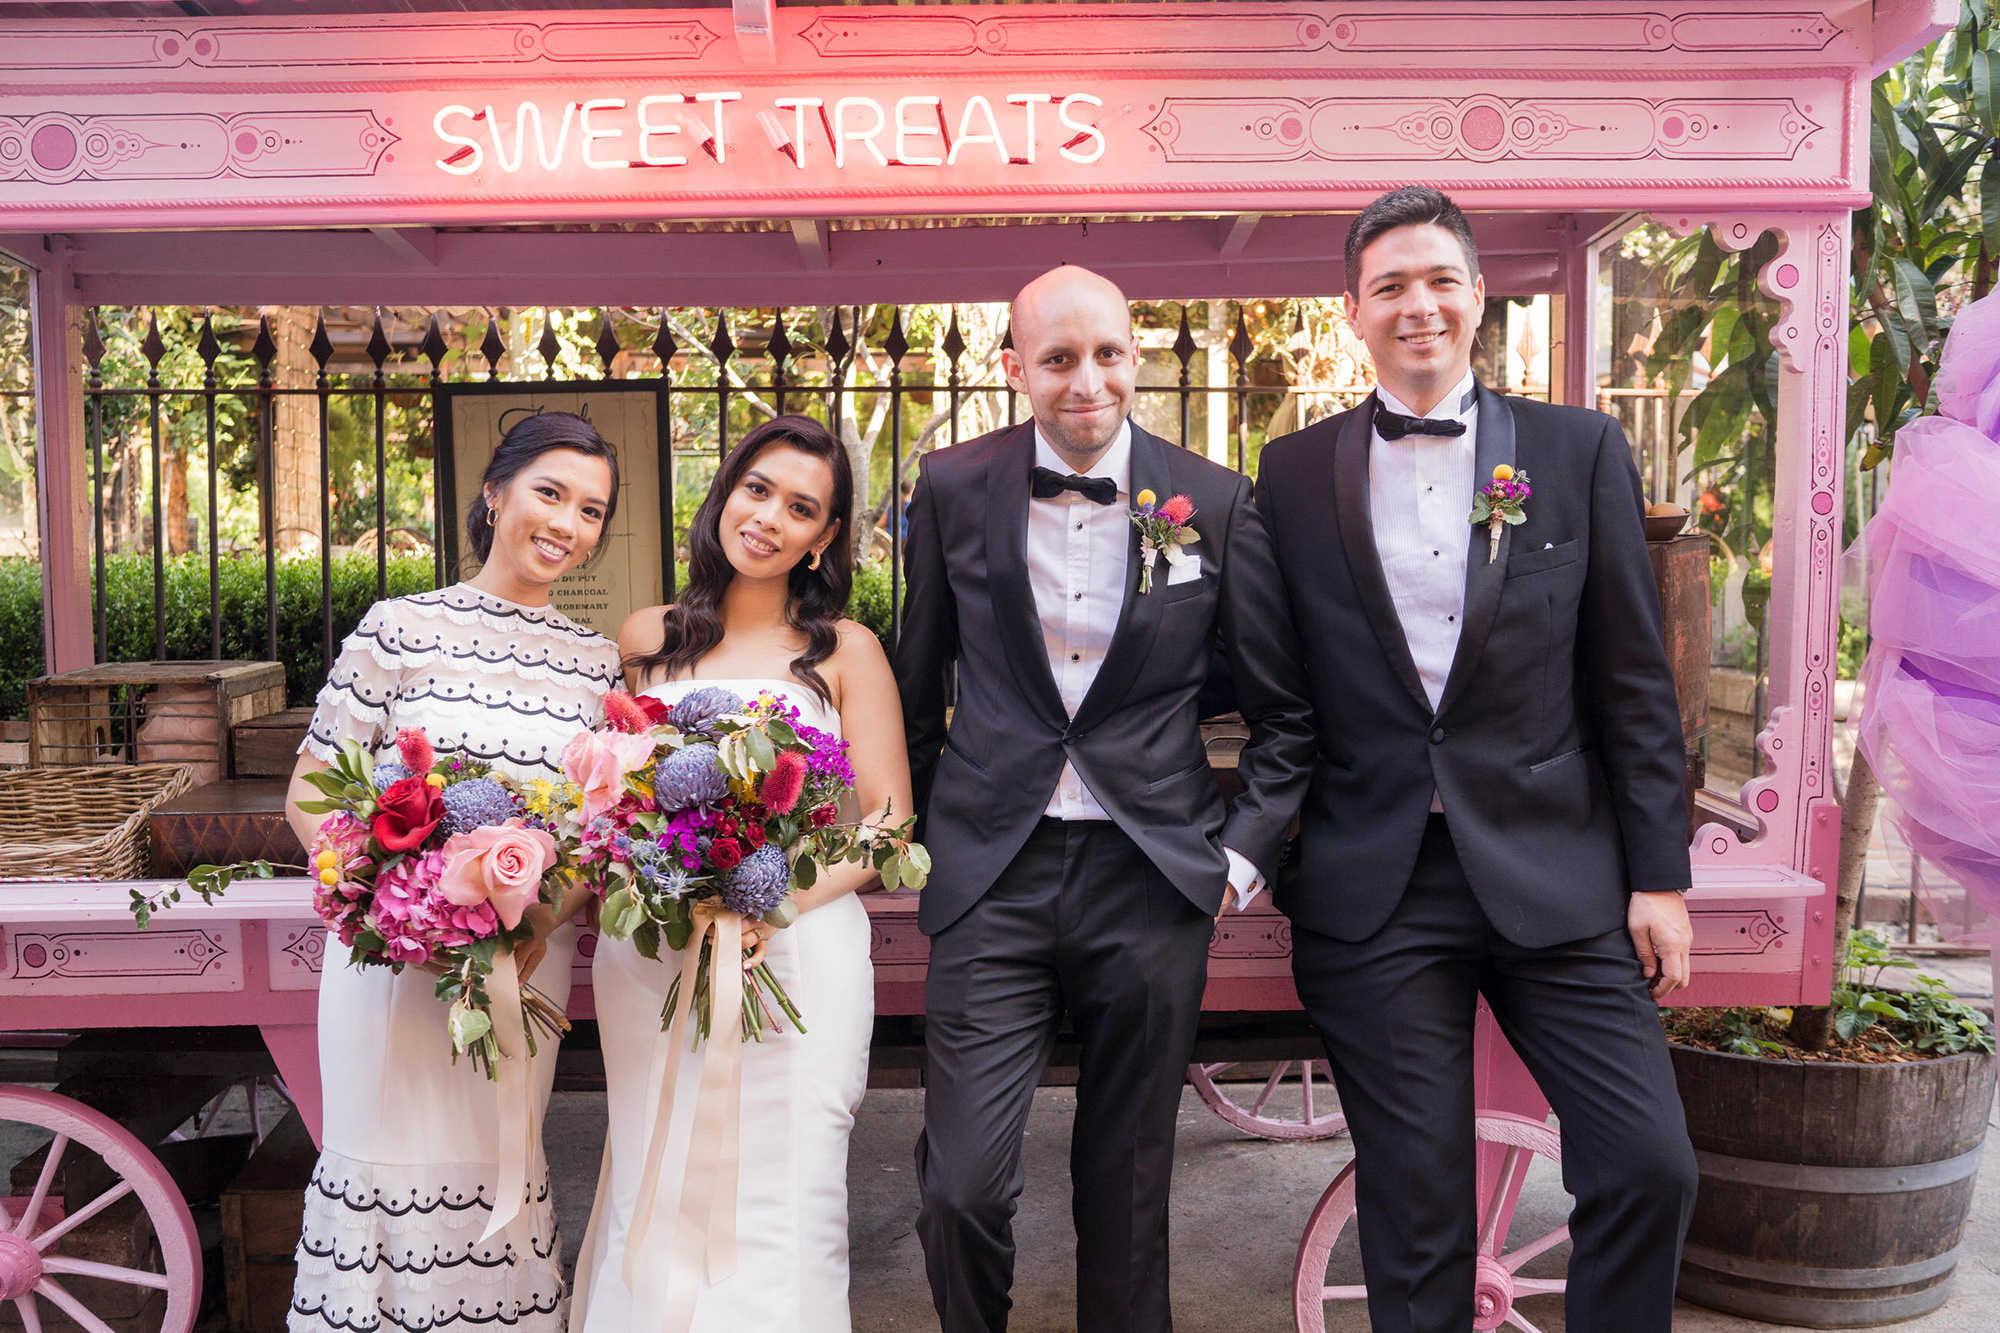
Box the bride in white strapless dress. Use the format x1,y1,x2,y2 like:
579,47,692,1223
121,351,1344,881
572,416,912,1333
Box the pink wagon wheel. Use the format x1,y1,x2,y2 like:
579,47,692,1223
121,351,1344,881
1188,1059,1347,1141
0,1084,201,1333
1293,1112,1569,1333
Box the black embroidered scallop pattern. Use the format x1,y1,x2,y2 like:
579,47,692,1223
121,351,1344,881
301,585,619,784
290,1159,566,1333
289,1289,563,1333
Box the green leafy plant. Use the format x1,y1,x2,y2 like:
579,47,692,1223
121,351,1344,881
1832,929,1998,1053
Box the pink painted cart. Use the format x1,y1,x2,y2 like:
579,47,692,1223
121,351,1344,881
0,3,1958,1331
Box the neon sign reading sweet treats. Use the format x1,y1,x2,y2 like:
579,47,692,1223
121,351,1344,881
431,91,1113,176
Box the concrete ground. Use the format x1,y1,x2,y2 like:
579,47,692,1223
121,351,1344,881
536,1044,2000,1333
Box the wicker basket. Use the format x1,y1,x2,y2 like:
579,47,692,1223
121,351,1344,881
0,763,199,880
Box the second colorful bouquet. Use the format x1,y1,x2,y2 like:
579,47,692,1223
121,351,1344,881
549,686,927,1045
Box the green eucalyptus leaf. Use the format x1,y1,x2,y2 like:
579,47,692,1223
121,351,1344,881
448,1005,493,1052
633,920,661,961
601,888,644,941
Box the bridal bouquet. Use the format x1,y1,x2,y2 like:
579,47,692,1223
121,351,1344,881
131,728,572,1077
551,686,927,1045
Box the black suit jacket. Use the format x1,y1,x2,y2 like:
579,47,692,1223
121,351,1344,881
897,421,1317,935
1256,384,1690,948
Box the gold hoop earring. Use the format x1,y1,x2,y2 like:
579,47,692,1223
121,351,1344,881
486,508,498,527
808,548,822,571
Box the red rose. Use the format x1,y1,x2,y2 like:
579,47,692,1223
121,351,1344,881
810,804,837,828
744,822,767,848
710,838,744,869
636,695,673,726
1159,494,1196,525
372,776,443,853
717,817,738,836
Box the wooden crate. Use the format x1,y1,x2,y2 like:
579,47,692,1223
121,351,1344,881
27,662,285,783
231,707,315,778
220,1110,316,1333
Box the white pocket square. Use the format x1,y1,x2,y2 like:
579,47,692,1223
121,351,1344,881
1166,558,1203,586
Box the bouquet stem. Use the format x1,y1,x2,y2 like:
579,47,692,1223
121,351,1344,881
659,938,806,1044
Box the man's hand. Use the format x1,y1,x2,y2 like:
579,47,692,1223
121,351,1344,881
1629,890,1693,999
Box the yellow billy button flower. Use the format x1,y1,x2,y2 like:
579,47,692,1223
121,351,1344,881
318,867,340,886
426,773,447,788
1136,488,1156,507
1492,464,1515,482
315,849,338,871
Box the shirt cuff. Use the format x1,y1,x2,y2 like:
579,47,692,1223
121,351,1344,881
1223,847,1265,911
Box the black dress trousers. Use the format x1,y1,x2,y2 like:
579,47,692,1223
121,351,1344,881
915,818,1216,1333
1291,815,1698,1333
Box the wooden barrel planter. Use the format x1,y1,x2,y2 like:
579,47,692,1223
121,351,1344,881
1670,1043,1997,1327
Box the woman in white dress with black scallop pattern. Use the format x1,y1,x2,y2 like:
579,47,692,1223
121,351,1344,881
285,413,623,1333
573,415,911,1333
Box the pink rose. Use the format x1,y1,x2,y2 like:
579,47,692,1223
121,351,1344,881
561,729,658,823
438,818,558,930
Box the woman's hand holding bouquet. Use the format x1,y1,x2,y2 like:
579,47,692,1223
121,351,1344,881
556,687,928,1045
133,728,577,1077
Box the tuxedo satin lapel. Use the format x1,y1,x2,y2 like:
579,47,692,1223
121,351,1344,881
1335,396,1431,714
1071,423,1168,733
1436,383,1517,719
985,422,1067,728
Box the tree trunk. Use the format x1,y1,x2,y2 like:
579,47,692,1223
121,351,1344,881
165,444,191,555
1787,747,1881,1049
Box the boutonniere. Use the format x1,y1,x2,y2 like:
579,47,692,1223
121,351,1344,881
1131,488,1200,593
1469,464,1531,564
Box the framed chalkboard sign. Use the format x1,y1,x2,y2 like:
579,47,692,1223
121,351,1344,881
434,382,672,639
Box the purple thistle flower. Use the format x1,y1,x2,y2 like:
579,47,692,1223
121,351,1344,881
439,776,522,838
719,844,791,917
653,742,732,811
668,687,746,739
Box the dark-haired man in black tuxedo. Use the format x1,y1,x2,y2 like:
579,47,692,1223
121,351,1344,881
896,265,1316,1332
1256,187,1699,1332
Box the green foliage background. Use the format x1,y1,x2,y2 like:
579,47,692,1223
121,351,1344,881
0,554,899,720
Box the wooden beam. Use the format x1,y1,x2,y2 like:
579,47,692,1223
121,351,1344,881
62,214,1592,308
28,236,93,672
368,226,438,267
1871,0,1957,77
790,218,831,270
1217,214,1262,257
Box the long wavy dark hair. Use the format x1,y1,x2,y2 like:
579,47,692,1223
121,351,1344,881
625,415,854,702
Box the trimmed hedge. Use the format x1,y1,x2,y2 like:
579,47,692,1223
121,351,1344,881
0,553,437,719
0,553,900,720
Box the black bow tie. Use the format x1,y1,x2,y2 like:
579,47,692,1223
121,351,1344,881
1374,404,1468,441
1031,466,1118,506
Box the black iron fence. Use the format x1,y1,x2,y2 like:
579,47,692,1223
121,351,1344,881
68,302,1371,689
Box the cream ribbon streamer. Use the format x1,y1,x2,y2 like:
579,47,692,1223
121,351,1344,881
478,945,543,1256
619,903,746,1333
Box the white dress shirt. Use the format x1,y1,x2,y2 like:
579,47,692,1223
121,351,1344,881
1369,371,1480,812
1026,421,1262,907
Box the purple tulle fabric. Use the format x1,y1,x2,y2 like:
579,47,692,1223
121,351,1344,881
1850,291,2000,932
